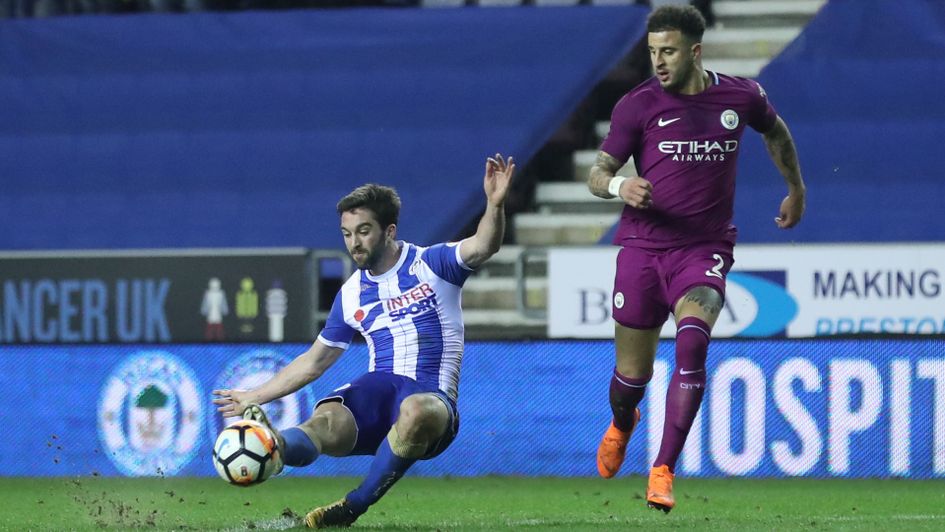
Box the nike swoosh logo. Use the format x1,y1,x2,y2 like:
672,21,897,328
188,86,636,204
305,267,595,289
658,117,681,127
680,368,704,375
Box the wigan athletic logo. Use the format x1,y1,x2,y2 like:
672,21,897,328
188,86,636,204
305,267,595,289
98,351,203,476
208,349,312,441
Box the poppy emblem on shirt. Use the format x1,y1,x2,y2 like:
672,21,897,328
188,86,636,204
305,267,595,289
720,109,739,130
354,309,365,321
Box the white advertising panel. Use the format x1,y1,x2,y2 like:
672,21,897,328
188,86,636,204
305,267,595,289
548,244,945,339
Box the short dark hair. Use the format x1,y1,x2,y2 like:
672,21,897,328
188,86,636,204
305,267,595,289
647,5,706,43
336,184,401,229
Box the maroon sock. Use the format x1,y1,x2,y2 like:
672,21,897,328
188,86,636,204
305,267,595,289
655,316,710,471
609,368,650,432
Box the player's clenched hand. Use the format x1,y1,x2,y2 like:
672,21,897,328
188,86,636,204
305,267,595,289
484,153,515,207
775,193,805,228
618,176,653,209
212,389,252,417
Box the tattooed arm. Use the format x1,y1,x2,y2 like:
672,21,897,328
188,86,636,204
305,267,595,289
588,151,623,199
587,150,653,209
762,116,806,228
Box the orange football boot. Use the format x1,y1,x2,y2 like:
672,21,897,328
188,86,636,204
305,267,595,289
646,464,675,513
596,408,640,478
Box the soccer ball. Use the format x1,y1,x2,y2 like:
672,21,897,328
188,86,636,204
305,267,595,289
212,419,283,486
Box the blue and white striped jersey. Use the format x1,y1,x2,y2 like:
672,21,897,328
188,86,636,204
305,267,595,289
316,241,473,401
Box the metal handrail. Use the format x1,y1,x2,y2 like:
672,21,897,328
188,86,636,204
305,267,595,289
515,247,548,320
309,250,354,333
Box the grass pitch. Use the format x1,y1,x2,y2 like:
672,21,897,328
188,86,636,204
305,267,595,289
1,475,943,531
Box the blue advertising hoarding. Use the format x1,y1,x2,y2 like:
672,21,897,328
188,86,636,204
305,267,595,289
4,339,943,478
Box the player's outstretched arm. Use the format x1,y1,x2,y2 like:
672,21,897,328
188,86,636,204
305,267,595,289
213,340,344,417
762,116,806,228
460,153,515,270
587,150,652,208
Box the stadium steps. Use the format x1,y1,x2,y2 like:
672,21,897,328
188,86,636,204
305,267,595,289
701,58,769,78
472,244,547,278
703,0,825,76
712,0,826,28
514,212,618,246
463,277,548,311
702,27,802,59
463,309,547,339
533,182,624,215
572,150,639,187
462,244,549,339
463,0,825,339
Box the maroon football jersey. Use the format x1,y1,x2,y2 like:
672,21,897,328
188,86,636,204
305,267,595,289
601,71,777,248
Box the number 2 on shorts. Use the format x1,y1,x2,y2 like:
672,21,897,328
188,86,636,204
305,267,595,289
705,253,725,280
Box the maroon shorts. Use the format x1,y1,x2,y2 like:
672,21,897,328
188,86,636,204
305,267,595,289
612,241,734,329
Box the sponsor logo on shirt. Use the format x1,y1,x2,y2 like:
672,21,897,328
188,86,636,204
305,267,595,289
386,282,439,321
658,139,739,162
657,117,681,127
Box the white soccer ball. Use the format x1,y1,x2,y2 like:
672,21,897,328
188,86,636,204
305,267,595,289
212,419,282,486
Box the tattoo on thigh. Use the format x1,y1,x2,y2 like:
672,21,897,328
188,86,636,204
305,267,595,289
684,287,722,317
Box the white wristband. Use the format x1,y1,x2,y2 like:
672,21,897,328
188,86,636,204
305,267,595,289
607,176,627,197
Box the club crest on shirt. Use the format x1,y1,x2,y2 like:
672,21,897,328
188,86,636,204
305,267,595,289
720,109,739,130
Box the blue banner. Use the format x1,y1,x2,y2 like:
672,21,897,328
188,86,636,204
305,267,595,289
5,339,943,478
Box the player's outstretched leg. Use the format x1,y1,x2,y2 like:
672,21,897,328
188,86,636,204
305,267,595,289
246,403,329,476
646,465,675,513
597,368,648,478
243,404,287,475
304,499,359,529
307,393,450,527
243,403,278,438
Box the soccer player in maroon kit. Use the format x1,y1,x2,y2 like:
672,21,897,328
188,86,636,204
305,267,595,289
587,5,806,512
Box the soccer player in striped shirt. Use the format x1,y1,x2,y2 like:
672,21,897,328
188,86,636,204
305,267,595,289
214,153,514,528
